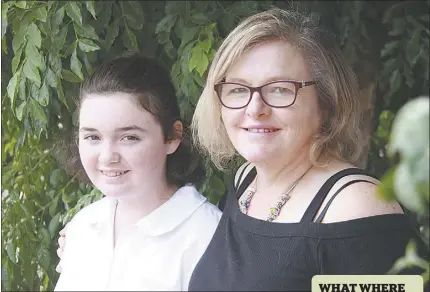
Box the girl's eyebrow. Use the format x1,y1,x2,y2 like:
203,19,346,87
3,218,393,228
114,126,147,133
79,125,147,133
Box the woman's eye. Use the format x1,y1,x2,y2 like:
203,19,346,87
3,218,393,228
84,135,100,141
229,88,247,94
272,87,286,93
122,135,140,141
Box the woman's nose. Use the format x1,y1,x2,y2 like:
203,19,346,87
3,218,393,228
245,91,271,118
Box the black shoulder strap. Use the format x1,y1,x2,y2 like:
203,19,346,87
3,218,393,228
314,179,377,223
300,168,377,223
236,167,257,200
234,162,251,190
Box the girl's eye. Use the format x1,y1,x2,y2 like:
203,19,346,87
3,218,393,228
84,135,100,141
122,135,140,141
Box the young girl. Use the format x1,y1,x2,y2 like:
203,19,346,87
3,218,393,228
54,52,221,291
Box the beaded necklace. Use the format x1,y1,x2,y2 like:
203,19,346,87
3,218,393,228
238,166,313,222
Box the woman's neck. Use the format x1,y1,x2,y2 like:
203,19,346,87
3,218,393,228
253,151,313,193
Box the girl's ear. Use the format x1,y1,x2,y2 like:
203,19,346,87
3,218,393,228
172,120,183,140
166,120,183,155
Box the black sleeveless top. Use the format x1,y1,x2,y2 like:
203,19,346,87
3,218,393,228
188,168,426,291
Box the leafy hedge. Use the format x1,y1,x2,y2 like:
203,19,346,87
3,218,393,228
1,1,429,290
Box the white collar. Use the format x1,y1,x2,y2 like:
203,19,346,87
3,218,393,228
87,185,207,237
135,185,207,236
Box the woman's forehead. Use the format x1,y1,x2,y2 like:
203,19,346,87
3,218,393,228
225,40,311,83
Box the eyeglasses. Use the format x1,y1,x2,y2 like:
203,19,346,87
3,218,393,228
214,80,316,109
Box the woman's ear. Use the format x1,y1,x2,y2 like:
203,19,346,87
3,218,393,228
166,120,183,155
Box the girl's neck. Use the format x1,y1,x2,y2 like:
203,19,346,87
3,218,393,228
112,183,179,247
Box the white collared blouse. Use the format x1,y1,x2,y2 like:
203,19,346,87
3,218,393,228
54,185,222,291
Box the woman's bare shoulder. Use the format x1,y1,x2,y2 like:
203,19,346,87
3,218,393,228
315,162,403,223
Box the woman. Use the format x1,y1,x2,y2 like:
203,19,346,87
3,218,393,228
188,8,426,291
54,52,221,291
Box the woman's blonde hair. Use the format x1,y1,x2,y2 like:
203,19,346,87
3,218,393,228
192,8,366,170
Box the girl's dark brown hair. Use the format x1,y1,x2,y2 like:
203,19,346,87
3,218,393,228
57,52,205,187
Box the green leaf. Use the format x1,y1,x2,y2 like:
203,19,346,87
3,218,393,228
199,38,212,54
50,168,67,187
377,168,397,201
73,22,98,40
388,18,406,36
407,30,421,66
51,6,65,32
65,2,82,25
86,1,97,19
6,242,16,264
1,2,10,39
14,9,36,31
18,73,27,102
164,41,177,60
2,37,6,54
61,69,82,83
53,24,68,51
37,81,49,106
70,46,84,80
390,97,429,160
49,54,62,74
25,44,43,69
78,38,100,52
394,162,426,214
123,25,138,51
12,25,26,53
45,68,57,88
97,1,113,29
189,46,209,76
156,31,170,45
38,20,49,36
191,13,209,25
209,175,226,195
105,18,120,49
48,213,61,237
23,60,41,85
49,196,59,217
34,7,47,22
82,52,93,74
56,76,68,109
127,1,144,19
26,23,42,48
381,41,398,58
389,70,401,93
29,99,47,123
121,2,144,30
16,101,27,121
180,26,199,46
30,81,40,100
14,1,27,9
155,14,177,34
37,246,51,271
7,72,20,105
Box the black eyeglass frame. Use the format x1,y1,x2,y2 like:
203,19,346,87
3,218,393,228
214,80,316,109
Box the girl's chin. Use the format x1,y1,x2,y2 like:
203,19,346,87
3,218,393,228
97,186,132,198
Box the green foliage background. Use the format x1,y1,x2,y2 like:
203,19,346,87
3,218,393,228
1,1,429,290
